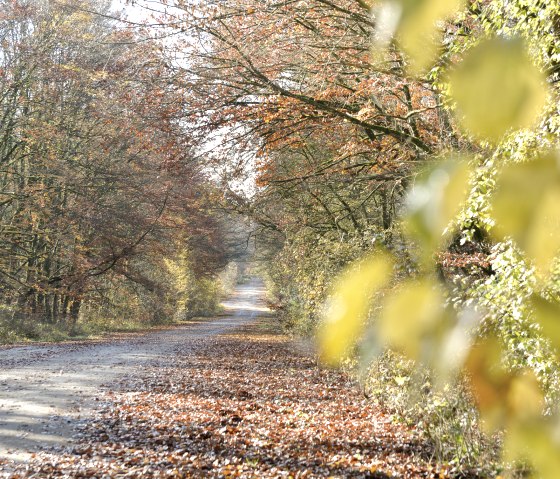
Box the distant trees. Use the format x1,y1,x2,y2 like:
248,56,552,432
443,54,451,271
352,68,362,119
0,0,230,335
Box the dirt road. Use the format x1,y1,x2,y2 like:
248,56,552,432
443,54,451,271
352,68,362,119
0,281,269,462
0,279,443,479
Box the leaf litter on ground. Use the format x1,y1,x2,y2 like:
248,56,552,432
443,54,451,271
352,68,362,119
1,318,462,478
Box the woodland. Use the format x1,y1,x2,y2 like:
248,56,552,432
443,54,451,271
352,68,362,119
1,0,560,477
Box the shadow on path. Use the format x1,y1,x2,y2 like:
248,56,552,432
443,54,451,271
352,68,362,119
0,280,267,461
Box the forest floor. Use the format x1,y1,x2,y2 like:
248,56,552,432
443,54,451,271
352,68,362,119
0,282,449,478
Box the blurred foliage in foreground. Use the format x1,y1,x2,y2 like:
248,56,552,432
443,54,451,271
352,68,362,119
319,1,560,477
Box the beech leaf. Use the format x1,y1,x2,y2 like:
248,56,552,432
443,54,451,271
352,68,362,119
448,37,548,142
491,153,560,278
318,253,393,366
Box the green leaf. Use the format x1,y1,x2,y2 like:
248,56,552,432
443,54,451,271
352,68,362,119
491,153,560,277
318,252,393,366
448,37,548,142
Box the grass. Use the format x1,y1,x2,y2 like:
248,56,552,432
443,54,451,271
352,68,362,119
0,312,224,346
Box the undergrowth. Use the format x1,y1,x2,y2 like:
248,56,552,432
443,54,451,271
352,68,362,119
0,312,163,344
351,351,502,477
0,264,241,344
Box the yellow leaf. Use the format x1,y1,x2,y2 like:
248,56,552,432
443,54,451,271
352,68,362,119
448,37,548,142
377,278,445,360
532,295,560,356
404,157,472,261
504,422,560,479
374,0,464,74
318,252,393,366
464,336,510,432
465,336,544,432
525,188,560,278
491,153,560,278
507,372,544,422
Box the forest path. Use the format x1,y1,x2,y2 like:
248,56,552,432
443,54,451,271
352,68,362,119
0,281,267,462
0,280,438,478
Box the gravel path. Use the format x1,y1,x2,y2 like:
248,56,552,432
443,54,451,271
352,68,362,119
0,281,268,461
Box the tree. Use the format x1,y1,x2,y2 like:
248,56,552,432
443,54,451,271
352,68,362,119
0,0,230,333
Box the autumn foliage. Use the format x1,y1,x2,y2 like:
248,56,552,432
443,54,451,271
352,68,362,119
0,0,230,337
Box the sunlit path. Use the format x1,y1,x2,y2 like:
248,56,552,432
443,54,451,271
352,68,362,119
0,281,268,462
